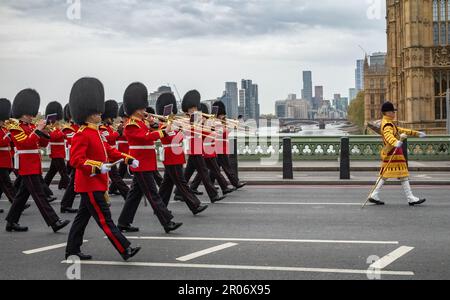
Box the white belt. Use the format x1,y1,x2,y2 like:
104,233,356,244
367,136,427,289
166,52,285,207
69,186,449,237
65,144,71,161
49,142,65,146
129,145,156,150
110,145,117,149
14,149,40,170
203,143,216,146
215,138,229,142
163,143,183,148
117,141,128,144
0,147,10,151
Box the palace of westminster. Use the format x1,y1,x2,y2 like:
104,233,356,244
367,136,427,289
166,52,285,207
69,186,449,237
365,0,450,134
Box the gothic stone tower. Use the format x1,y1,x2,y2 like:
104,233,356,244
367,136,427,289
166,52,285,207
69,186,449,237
386,0,450,134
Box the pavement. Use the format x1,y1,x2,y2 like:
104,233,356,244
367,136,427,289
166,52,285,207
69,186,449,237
0,185,449,280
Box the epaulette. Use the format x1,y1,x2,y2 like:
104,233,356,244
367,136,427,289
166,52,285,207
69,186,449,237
125,119,141,128
78,125,87,133
5,120,24,133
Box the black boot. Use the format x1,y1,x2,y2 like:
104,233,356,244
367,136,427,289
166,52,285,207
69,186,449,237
61,207,79,214
173,195,185,202
121,247,141,261
236,182,247,189
211,195,226,203
191,189,204,196
52,220,71,233
368,198,385,206
0,208,3,213
6,222,28,232
193,205,208,216
66,252,93,261
222,188,234,195
118,224,140,233
164,221,183,234
47,196,57,203
409,199,426,206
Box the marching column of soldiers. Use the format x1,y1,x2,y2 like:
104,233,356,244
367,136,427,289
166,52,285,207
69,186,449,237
0,77,427,262
0,77,246,261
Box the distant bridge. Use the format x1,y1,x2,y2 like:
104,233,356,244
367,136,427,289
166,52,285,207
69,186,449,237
279,118,349,127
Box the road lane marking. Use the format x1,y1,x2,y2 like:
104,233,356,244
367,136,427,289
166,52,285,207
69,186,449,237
176,243,238,262
60,260,414,276
23,241,88,255
370,246,414,270
124,236,399,245
208,202,362,206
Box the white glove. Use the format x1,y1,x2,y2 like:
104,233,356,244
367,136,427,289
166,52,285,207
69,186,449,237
418,132,426,138
100,163,112,174
396,141,403,148
131,159,140,169
400,133,408,141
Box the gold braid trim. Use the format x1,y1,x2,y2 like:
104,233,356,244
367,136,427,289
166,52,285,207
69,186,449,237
84,160,103,175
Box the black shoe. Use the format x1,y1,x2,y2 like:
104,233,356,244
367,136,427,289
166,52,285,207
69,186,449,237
47,196,57,203
192,189,204,196
61,207,78,214
121,246,141,261
24,204,31,211
164,222,183,234
0,209,3,213
193,205,208,216
174,195,185,202
368,198,385,206
222,188,234,195
6,222,28,232
409,199,426,206
52,220,71,233
236,182,247,189
65,252,92,261
118,224,140,233
211,195,226,203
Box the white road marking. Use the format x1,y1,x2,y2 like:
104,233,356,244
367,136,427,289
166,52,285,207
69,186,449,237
60,260,414,276
23,240,88,255
176,243,238,262
370,246,414,270
208,201,362,206
124,236,399,245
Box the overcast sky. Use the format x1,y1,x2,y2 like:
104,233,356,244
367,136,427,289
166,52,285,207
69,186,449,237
0,0,386,114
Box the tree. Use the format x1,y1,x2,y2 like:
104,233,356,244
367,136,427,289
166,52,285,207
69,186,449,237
347,91,365,131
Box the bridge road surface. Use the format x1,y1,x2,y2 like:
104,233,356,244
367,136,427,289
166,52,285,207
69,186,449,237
0,185,449,280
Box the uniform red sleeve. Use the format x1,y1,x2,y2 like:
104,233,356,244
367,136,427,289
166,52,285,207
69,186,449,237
0,130,11,147
125,124,164,144
70,133,102,175
50,129,65,141
104,141,134,164
11,129,40,148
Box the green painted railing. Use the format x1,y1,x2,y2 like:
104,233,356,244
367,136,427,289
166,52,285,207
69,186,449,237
234,135,450,161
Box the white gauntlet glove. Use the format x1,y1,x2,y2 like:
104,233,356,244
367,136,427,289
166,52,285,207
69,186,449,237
418,132,427,138
100,163,112,174
131,159,140,169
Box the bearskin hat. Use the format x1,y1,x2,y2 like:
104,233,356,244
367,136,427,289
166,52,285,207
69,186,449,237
0,98,11,121
200,103,209,115
213,100,226,116
182,90,201,113
12,89,40,119
102,100,119,120
63,103,72,122
146,106,155,115
45,101,63,121
156,93,178,116
123,82,149,116
118,104,128,118
69,77,105,125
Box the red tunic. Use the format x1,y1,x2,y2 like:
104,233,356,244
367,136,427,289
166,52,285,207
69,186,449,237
9,121,49,175
124,117,164,172
48,128,66,159
100,124,119,148
70,123,133,193
116,135,129,154
184,126,204,156
0,127,13,169
160,127,185,166
215,126,230,155
202,130,217,159
62,123,80,161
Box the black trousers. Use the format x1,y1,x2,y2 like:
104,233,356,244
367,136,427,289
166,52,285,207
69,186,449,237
108,165,130,200
179,155,218,200
153,170,163,188
61,168,77,209
44,158,70,190
213,154,240,187
15,176,54,197
0,168,16,203
191,157,229,192
159,164,201,212
66,191,131,255
6,175,59,226
109,163,129,193
118,171,173,227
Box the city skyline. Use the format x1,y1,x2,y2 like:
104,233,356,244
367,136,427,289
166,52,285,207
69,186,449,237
0,1,386,115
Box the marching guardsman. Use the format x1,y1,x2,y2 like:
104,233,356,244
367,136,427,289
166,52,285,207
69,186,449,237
0,98,15,213
65,77,141,261
145,106,164,187
189,103,234,196
60,104,80,213
117,82,183,234
211,101,246,189
368,102,427,206
155,93,208,215
5,89,70,233
109,104,130,194
174,90,226,203
100,100,130,200
43,101,70,191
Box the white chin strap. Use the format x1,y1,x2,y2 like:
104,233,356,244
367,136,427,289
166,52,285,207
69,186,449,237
400,178,419,203
370,178,385,201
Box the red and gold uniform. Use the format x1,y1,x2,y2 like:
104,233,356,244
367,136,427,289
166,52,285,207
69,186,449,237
60,122,80,212
0,126,15,204
44,127,70,189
